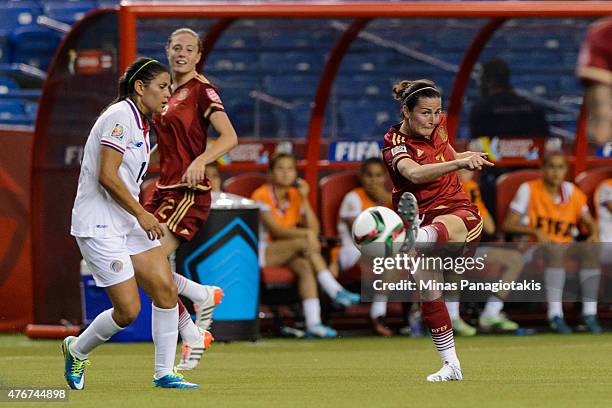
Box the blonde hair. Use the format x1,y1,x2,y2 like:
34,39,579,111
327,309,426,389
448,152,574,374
166,27,202,53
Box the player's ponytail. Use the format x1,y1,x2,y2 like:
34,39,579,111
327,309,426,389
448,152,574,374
392,79,441,114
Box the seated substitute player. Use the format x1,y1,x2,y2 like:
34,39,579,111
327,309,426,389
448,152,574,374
382,79,494,381
146,28,238,370
444,169,523,336
251,151,360,338
503,151,602,334
66,58,198,389
334,157,397,336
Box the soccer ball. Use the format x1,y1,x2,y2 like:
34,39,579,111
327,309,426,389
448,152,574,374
352,206,406,258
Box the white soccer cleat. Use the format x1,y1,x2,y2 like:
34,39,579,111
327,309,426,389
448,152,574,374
194,285,224,331
176,328,214,371
426,361,463,382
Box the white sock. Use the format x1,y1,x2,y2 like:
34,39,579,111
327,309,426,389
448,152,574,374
72,308,123,360
431,329,460,366
481,295,504,318
178,307,201,344
173,273,207,304
317,270,343,298
440,347,460,367
446,301,460,321
152,304,179,379
445,292,460,321
303,298,321,330
545,267,565,320
370,294,388,319
580,268,600,316
416,226,437,243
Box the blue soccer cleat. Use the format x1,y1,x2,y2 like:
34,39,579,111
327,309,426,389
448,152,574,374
333,289,360,308
305,324,338,338
62,336,90,390
153,370,199,389
582,315,603,334
549,316,572,334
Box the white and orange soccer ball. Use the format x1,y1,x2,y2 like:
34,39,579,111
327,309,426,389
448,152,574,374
351,206,406,258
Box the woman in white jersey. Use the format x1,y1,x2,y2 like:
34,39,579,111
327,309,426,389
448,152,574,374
63,58,198,389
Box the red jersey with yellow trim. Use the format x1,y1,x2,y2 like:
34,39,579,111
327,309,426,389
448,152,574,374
577,17,612,86
381,113,472,214
152,74,225,191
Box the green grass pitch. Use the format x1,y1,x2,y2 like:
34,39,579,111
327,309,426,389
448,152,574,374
0,333,610,408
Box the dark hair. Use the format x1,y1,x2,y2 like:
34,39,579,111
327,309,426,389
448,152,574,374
360,157,385,175
269,151,295,171
542,150,567,167
392,79,441,112
113,57,168,104
480,58,511,89
166,27,202,53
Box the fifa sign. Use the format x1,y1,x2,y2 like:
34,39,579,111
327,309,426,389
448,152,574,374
329,141,383,162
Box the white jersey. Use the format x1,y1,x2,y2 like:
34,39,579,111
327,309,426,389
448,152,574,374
71,98,151,237
338,191,365,248
598,181,612,242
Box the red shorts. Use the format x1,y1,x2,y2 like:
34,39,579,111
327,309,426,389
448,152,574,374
422,204,483,244
144,188,212,241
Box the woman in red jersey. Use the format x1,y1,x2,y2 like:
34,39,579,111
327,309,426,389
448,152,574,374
381,79,493,382
145,28,238,370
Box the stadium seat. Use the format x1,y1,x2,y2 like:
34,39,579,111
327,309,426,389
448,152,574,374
0,31,10,64
575,167,612,215
318,172,363,287
0,2,42,32
495,169,542,232
0,77,18,95
319,172,361,238
42,1,97,25
222,172,267,198
9,26,63,71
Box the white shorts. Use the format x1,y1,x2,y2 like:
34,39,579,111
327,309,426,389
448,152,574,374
76,226,161,288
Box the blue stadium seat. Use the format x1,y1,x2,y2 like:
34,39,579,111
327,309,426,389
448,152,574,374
9,26,62,71
0,77,19,95
0,31,10,63
260,51,323,73
207,51,260,72
0,1,42,31
0,98,32,125
263,74,317,99
43,1,97,25
216,33,261,50
333,77,386,98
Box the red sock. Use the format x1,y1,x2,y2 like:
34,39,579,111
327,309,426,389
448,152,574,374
429,222,449,243
421,297,455,352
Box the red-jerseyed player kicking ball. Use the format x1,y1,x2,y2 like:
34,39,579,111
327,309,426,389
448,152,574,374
381,79,494,381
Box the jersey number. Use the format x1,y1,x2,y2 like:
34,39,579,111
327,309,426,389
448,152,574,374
137,161,147,183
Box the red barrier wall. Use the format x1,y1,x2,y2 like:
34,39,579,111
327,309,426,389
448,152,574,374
0,127,34,331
